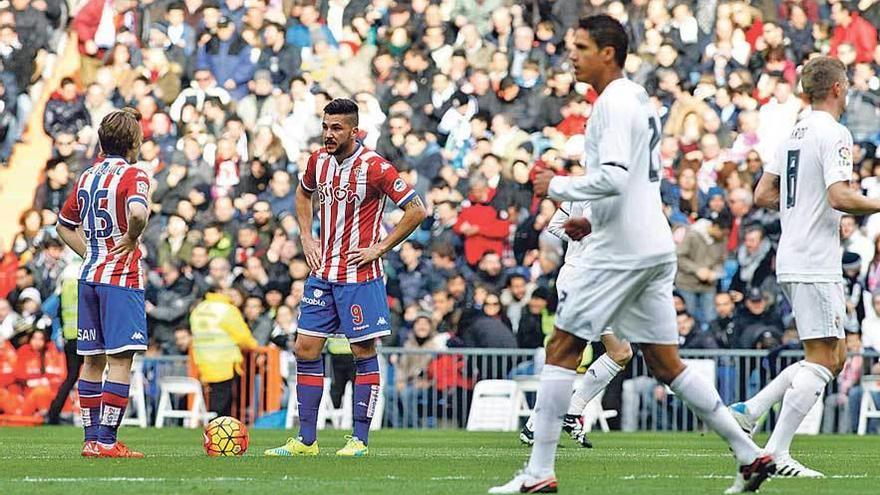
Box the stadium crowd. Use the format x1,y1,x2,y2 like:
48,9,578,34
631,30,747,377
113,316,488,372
0,0,879,431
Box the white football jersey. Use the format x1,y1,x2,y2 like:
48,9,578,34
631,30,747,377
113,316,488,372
765,110,853,283
548,78,675,270
548,201,592,267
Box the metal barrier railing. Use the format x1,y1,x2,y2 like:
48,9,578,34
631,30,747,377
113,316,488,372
141,347,880,433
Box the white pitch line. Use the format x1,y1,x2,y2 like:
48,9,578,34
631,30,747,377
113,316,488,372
11,477,259,483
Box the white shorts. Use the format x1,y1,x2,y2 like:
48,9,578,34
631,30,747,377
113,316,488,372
555,262,677,344
780,282,846,340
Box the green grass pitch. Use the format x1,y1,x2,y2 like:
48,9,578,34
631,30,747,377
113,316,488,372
1,427,878,494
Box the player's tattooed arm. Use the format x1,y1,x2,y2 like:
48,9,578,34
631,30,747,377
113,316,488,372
754,172,780,211
349,195,428,266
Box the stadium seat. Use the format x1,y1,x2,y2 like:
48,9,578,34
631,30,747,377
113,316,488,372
581,389,618,433
795,391,824,435
858,376,880,435
514,376,539,422
466,380,520,432
121,356,148,428
154,377,216,428
317,378,351,430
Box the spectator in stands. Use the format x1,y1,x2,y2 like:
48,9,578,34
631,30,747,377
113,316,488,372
677,311,720,349
32,159,71,214
675,211,731,326
455,178,511,267
146,261,196,353
395,312,446,427
481,293,512,331
830,1,877,63
14,328,64,417
43,78,91,140
709,292,738,348
501,273,533,332
190,285,258,417
842,214,874,279
242,295,272,345
196,15,255,99
733,288,784,348
729,225,775,302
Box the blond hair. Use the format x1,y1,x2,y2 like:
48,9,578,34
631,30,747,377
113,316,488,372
800,56,847,103
98,107,143,157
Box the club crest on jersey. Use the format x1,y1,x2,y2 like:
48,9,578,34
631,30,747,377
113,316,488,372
393,178,406,192
838,145,853,166
136,182,149,195
318,182,362,204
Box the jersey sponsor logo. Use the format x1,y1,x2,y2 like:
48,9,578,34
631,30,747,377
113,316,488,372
313,289,323,298
132,332,145,341
78,328,97,341
393,178,406,192
302,296,327,307
317,181,362,204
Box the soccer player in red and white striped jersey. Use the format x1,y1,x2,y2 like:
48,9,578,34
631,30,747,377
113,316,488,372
56,108,150,459
265,98,426,458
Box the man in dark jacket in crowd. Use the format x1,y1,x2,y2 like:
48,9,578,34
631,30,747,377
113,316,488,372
733,288,784,348
196,16,255,99
678,311,721,349
33,158,71,214
256,21,301,88
43,78,91,139
708,292,737,348
517,287,550,349
146,261,196,353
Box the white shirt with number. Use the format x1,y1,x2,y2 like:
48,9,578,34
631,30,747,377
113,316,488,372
765,110,853,283
547,78,675,270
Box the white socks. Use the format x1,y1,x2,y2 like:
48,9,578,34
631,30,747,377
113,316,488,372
669,365,761,465
526,364,576,477
567,353,623,416
744,362,802,421
764,362,833,456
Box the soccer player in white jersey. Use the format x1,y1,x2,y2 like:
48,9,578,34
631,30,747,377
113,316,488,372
519,201,633,449
728,56,880,478
490,15,774,494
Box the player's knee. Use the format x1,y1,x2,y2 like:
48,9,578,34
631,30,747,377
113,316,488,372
545,329,586,368
294,338,323,360
83,355,106,372
608,343,633,368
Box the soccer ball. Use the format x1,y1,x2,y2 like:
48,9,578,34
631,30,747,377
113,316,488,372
203,416,249,457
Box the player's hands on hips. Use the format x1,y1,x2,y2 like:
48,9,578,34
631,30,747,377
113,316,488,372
109,234,138,257
302,236,322,271
349,244,384,266
563,217,591,240
533,168,555,197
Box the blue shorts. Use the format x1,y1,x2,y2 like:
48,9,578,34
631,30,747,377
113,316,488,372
297,276,392,343
77,281,148,356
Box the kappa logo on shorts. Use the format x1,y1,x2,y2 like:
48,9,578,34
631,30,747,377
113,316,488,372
132,332,145,341
313,289,323,298
377,317,388,326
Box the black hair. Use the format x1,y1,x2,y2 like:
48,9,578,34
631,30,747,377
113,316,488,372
323,98,359,127
578,15,628,68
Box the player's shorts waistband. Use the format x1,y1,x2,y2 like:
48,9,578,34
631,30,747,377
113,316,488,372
78,280,145,293
307,275,384,286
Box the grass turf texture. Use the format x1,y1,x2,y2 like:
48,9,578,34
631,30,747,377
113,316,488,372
1,428,878,494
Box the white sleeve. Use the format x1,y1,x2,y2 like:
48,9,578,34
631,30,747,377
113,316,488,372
547,165,628,201
597,97,634,168
821,126,854,188
547,204,572,242
763,145,782,176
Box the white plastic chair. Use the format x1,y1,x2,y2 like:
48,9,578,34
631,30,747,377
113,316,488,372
795,391,824,435
858,376,880,435
317,378,351,429
154,377,217,428
514,377,540,421
466,380,520,432
581,389,618,433
121,356,148,428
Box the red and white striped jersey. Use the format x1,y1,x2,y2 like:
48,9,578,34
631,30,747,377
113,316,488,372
59,156,151,289
300,145,416,283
